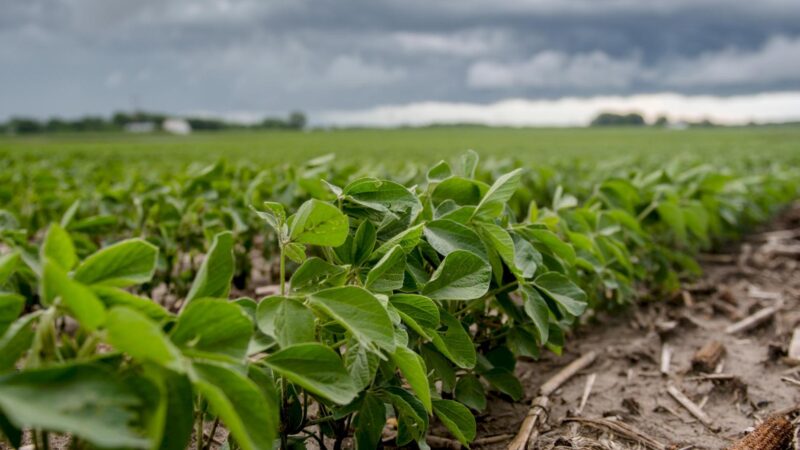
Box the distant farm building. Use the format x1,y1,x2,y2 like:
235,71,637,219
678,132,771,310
124,122,156,133
163,118,192,135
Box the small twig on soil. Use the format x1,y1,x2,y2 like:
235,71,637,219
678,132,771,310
780,377,800,388
474,434,514,446
747,285,783,301
540,351,598,397
681,290,694,307
753,228,800,242
725,305,780,334
562,417,667,450
697,253,736,264
688,373,739,382
508,351,597,450
768,245,800,256
660,344,673,375
666,384,718,430
576,373,597,415
427,435,461,450
711,299,742,320
427,434,515,449
787,328,800,364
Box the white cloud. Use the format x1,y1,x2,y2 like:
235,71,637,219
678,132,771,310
324,55,406,88
104,71,125,88
468,35,800,90
665,36,800,86
319,91,800,127
393,30,507,56
468,50,641,89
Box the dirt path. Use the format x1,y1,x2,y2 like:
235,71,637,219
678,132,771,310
469,205,800,450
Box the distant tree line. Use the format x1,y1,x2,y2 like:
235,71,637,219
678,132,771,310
0,111,307,134
590,112,718,128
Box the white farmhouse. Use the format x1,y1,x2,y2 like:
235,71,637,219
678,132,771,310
163,118,192,135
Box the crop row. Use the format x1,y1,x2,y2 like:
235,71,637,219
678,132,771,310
0,151,798,449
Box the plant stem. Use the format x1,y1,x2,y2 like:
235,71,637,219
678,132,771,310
280,380,288,450
202,417,220,450
195,401,205,450
77,333,99,359
279,245,286,296
490,281,520,297
32,430,41,450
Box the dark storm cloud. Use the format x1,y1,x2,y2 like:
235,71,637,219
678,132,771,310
1,0,799,120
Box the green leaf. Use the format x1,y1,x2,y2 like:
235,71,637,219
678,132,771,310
477,223,518,274
454,374,486,411
185,231,235,305
289,199,349,246
150,370,193,450
427,160,452,183
263,343,358,405
0,252,20,286
343,178,421,214
472,168,523,220
430,311,476,369
370,223,424,261
284,242,307,264
252,201,286,232
424,219,487,260
512,233,541,278
74,239,158,287
351,220,377,265
481,368,523,401
289,257,347,293
91,286,171,322
0,364,150,448
308,286,395,353
391,346,432,413
422,250,491,301
380,387,428,446
256,296,315,348
533,272,588,317
0,294,24,337
389,294,440,330
431,177,488,206
507,326,541,359
421,346,456,392
192,362,278,450
525,228,576,264
521,285,549,344
432,399,476,446
657,201,688,244
365,245,406,292
105,307,184,372
354,393,386,450
171,299,252,362
460,150,479,178
344,339,380,391
41,223,77,270
43,260,106,331
0,313,40,372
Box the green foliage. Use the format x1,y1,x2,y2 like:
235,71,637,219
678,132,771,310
185,231,235,305
73,239,158,287
0,146,797,449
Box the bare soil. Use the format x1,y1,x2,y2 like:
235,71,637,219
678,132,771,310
462,204,800,450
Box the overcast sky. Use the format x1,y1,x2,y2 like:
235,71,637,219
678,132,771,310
3,0,800,125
